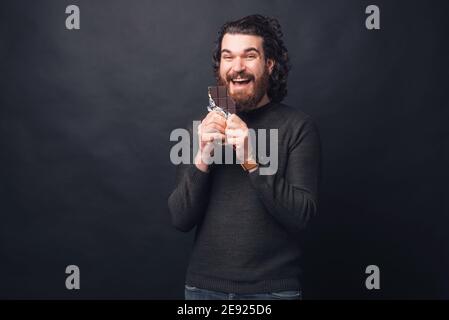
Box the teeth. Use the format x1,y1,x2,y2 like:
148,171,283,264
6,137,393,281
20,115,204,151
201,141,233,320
233,79,249,82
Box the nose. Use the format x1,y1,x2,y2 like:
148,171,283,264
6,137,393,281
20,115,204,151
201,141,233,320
232,57,246,73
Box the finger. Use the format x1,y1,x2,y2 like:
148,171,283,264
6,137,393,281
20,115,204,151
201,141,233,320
200,142,216,164
226,116,245,129
202,132,226,143
225,135,239,144
227,113,243,124
205,111,227,124
202,142,215,154
225,128,245,137
199,119,225,135
225,128,235,137
203,119,226,132
225,137,235,145
206,116,227,129
203,122,226,133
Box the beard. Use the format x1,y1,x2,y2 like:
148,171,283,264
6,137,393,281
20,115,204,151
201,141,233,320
218,67,270,112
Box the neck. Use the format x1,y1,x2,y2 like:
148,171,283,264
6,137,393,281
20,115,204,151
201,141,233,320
255,93,270,109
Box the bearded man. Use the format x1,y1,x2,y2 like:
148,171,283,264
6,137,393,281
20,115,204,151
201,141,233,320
168,14,321,300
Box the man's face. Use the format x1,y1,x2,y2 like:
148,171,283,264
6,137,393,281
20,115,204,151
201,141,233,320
218,33,274,111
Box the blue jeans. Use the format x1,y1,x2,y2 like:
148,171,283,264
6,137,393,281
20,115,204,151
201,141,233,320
184,284,302,300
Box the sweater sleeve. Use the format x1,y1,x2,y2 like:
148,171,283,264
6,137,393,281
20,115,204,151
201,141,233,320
168,121,212,232
248,118,321,233
168,163,211,232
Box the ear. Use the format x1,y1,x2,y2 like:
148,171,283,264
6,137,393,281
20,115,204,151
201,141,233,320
267,59,275,75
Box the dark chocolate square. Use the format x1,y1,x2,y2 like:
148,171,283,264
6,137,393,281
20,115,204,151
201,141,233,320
208,85,236,114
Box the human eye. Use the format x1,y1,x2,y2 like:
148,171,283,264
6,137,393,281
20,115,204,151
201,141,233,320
221,54,233,61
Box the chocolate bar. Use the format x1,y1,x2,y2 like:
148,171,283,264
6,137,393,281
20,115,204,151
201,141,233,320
208,86,236,115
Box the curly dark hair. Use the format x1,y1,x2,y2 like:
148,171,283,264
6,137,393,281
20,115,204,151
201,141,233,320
212,14,291,103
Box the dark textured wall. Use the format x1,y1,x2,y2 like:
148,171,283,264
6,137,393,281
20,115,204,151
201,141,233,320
1,0,447,299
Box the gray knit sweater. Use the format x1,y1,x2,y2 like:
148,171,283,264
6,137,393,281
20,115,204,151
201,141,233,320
168,101,321,294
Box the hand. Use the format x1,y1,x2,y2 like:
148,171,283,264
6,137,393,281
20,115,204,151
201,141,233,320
225,114,257,166
194,111,227,172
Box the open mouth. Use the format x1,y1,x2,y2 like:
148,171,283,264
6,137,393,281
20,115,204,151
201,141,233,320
231,78,252,88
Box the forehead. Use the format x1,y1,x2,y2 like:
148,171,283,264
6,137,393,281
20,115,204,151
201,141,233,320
221,33,264,54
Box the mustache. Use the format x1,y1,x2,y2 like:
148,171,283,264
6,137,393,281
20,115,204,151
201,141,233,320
225,72,255,82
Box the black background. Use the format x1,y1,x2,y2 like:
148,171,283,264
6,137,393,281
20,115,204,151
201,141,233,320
1,0,448,299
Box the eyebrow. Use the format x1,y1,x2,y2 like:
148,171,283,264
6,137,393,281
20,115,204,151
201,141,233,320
221,47,261,55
